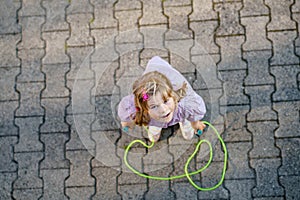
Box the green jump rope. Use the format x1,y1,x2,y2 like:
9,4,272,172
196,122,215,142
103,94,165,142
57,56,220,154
123,121,228,191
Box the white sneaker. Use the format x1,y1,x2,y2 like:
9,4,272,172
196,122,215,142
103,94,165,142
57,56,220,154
148,126,162,142
179,120,195,140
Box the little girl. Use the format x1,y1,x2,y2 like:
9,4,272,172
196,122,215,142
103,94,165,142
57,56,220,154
118,56,206,142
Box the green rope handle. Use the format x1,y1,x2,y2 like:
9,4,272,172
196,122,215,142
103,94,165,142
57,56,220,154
123,121,228,191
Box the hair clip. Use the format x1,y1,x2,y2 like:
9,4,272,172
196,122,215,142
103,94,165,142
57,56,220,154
136,107,140,112
142,90,149,101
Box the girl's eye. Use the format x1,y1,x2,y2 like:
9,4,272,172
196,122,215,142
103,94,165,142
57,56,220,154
164,98,170,104
150,105,157,109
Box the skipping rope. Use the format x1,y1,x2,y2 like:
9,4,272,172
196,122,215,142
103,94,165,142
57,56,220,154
123,121,228,191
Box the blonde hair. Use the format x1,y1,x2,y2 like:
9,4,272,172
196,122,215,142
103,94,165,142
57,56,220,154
133,71,187,126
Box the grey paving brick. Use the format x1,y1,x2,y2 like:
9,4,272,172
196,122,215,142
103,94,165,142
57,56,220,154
118,184,147,200
42,0,69,31
40,169,69,200
13,188,43,200
140,49,169,68
115,51,144,79
279,175,300,200
167,50,195,73
90,0,117,29
240,0,269,17
265,0,296,31
277,138,300,176
140,0,167,25
271,65,300,101
214,2,244,36
225,142,254,179
18,16,45,50
65,150,95,187
0,67,19,101
190,0,217,21
15,82,45,117
250,158,284,197
18,0,44,17
0,136,17,172
40,98,69,133
219,71,249,105
42,31,69,64
66,0,93,14
13,152,43,189
292,0,300,13
164,6,193,40
216,36,247,70
0,101,18,136
115,0,142,11
92,166,121,200
190,20,219,55
65,114,87,150
268,31,299,66
17,49,45,82
0,34,20,67
248,121,280,158
243,50,274,86
171,182,197,200
163,0,191,7
65,187,95,200
274,101,300,138
241,16,271,51
0,0,20,34
294,13,300,55
15,117,43,152
66,14,93,46
221,106,251,142
225,179,255,200
40,133,69,169
246,85,277,121
0,172,17,199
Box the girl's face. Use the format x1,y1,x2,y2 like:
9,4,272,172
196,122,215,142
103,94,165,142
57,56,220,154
147,92,176,123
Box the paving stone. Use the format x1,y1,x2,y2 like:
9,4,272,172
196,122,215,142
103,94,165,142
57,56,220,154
40,169,69,200
277,138,300,176
294,13,300,52
225,142,254,179
92,166,121,200
0,172,17,199
118,184,147,200
0,136,17,172
214,2,244,36
241,16,272,51
219,71,249,106
274,101,300,138
190,20,219,55
171,182,197,200
279,175,300,200
139,25,168,53
265,0,296,31
15,117,43,152
225,179,255,200
115,51,144,79
216,36,247,70
0,0,20,34
271,65,300,101
17,49,45,82
248,121,280,158
66,14,93,46
42,0,69,31
115,0,142,10
13,188,43,200
163,0,191,7
220,106,251,142
144,143,173,166
243,50,274,86
15,82,45,117
268,30,299,66
190,0,217,21
42,31,69,64
140,0,167,25
18,0,44,16
246,85,277,121
40,133,70,169
91,28,118,62
0,101,18,136
18,16,45,50
0,67,19,101
164,6,193,40
66,0,93,14
254,197,284,200
140,49,169,68
65,187,95,200
14,152,43,189
40,98,69,133
240,0,269,17
0,34,20,67
90,0,117,28
250,158,284,197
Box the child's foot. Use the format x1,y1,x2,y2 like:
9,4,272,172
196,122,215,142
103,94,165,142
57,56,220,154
148,126,162,142
179,120,195,140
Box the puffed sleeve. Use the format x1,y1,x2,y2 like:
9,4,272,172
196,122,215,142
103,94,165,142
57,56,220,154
117,94,136,122
179,92,206,122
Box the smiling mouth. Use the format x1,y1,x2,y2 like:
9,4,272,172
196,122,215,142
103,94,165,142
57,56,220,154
162,112,171,118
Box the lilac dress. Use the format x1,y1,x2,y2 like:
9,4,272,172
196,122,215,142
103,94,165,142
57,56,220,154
118,56,206,128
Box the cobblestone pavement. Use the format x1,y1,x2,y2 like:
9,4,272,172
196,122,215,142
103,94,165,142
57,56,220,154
1,0,300,199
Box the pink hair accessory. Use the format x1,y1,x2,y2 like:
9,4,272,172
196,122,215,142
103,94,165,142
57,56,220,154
142,90,149,101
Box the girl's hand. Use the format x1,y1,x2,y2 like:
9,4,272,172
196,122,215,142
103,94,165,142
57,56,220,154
191,121,206,132
121,121,135,131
